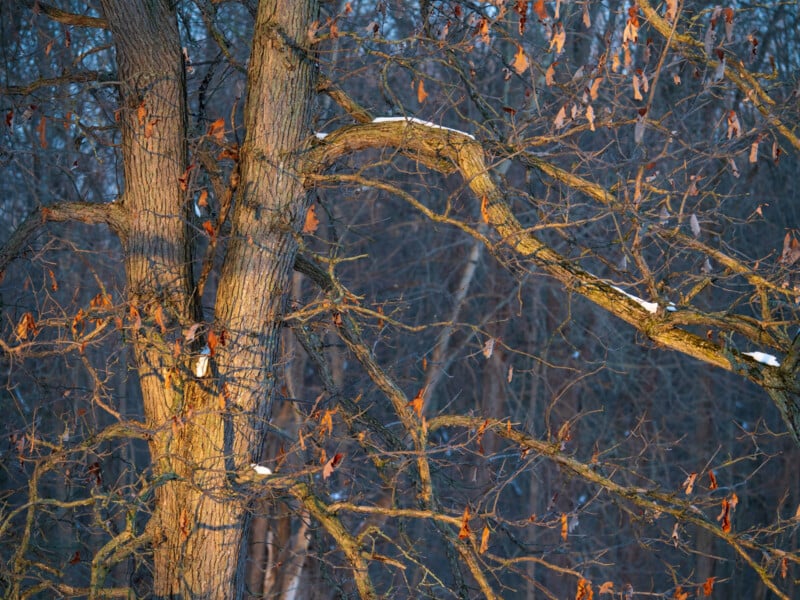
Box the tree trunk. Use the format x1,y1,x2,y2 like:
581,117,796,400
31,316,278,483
99,0,317,596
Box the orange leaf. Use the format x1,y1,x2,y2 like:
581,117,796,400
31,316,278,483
702,577,715,596
682,472,697,495
598,581,614,594
197,189,209,208
207,330,219,356
545,62,557,86
323,452,344,479
561,512,568,541
208,117,225,142
533,0,547,20
303,204,320,234
409,388,425,418
417,79,428,104
153,304,167,334
479,526,490,553
136,101,147,126
476,17,490,44
178,164,195,191
708,470,718,490
202,220,216,240
38,116,47,149
512,45,529,74
575,577,593,600
480,195,490,223
458,506,471,539
319,408,336,437
673,586,689,600
16,312,37,340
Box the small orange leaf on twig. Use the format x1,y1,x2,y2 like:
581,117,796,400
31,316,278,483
323,452,344,479
202,220,216,240
512,45,529,74
319,408,336,437
598,581,614,594
409,388,425,418
153,304,167,334
303,204,320,234
208,117,225,142
479,526,490,553
458,506,471,539
417,79,428,104
575,578,593,600
701,577,715,596
16,312,37,340
561,512,568,541
480,195,490,223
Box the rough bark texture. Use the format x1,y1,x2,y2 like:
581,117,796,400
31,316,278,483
99,0,317,596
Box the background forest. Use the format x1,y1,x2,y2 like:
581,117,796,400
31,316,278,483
2,0,800,598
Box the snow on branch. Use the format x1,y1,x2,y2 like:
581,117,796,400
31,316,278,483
372,116,476,140
743,351,780,367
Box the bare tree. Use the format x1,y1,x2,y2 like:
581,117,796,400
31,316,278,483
2,0,800,598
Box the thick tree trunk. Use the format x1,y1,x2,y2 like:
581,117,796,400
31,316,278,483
100,0,317,596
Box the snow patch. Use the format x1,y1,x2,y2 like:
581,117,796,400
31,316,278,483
372,116,476,140
743,351,780,367
611,285,676,314
251,463,273,476
314,131,329,139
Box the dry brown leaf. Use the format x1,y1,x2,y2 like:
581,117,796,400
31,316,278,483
589,76,602,100
481,194,490,223
702,577,715,596
409,388,425,418
323,452,344,479
673,586,689,600
623,7,639,44
303,204,320,234
708,470,718,490
585,105,595,131
458,506,471,539
582,2,591,28
598,581,614,594
482,337,496,358
726,110,741,139
512,45,529,74
560,512,568,541
319,408,336,437
16,312,37,340
545,62,557,86
417,79,428,104
479,526,490,554
575,577,593,600
208,117,225,142
550,22,565,54
554,105,567,129
533,0,547,20
153,304,167,334
749,139,759,163
682,472,698,494
632,73,643,100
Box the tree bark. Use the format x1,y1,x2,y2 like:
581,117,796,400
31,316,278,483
99,0,317,596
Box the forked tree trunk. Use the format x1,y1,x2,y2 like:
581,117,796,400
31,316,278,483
99,0,317,596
